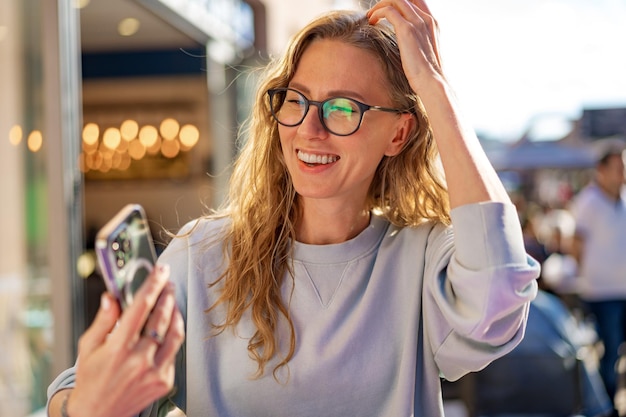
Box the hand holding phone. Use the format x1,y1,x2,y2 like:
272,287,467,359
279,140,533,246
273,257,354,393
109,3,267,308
95,204,158,310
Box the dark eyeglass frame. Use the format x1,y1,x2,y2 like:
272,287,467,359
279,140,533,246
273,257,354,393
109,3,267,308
267,88,410,136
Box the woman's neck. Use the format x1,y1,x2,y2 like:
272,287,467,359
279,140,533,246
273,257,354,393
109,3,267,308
295,203,371,245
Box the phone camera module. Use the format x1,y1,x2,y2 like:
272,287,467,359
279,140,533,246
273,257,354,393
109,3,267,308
112,233,133,269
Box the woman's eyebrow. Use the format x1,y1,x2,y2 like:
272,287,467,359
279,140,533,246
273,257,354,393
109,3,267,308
288,82,368,102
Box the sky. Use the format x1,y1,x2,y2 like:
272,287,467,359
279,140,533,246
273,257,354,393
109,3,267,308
428,0,626,141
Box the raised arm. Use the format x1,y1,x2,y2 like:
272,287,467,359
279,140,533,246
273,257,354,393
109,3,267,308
368,0,510,208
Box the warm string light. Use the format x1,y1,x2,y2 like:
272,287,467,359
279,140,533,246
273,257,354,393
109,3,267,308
6,118,201,167
79,118,200,173
28,131,43,152
7,125,44,152
9,125,23,146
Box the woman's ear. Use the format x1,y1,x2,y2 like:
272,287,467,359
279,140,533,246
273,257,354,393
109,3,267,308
385,113,415,156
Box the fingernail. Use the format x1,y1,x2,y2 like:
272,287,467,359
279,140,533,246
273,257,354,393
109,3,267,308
100,293,111,311
156,263,170,279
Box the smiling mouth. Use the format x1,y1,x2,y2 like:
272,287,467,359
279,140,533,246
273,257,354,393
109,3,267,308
297,150,339,166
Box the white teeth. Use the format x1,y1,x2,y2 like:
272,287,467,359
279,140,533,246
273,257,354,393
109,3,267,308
297,150,338,164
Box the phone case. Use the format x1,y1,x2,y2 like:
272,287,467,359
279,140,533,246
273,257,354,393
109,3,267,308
95,204,157,309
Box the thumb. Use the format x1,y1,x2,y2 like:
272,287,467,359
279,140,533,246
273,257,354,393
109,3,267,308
77,292,120,356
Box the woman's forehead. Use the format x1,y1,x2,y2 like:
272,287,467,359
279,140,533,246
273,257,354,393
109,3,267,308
290,39,390,101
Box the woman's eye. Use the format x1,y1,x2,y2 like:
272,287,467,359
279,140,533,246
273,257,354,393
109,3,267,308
325,99,356,119
283,91,304,103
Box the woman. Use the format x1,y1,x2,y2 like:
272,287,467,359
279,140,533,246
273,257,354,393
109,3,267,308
47,1,539,416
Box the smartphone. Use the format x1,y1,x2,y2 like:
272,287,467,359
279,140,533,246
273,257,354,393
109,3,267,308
95,204,158,310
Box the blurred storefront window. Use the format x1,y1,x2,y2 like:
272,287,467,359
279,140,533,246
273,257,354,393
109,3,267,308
0,0,83,415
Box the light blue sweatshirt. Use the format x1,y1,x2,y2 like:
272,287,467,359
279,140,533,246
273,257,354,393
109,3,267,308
48,202,539,417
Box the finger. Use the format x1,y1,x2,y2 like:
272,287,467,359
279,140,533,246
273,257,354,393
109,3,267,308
368,0,439,35
369,0,438,39
368,0,418,21
368,2,429,43
369,0,430,15
154,307,185,367
407,0,434,17
403,0,442,66
77,292,120,356
111,263,171,347
368,1,443,73
137,281,177,354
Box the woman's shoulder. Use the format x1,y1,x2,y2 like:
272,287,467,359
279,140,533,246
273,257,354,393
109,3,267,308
385,216,451,247
161,215,231,259
176,215,231,242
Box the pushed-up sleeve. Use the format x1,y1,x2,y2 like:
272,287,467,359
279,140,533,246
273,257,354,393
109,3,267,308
423,202,539,381
46,366,76,414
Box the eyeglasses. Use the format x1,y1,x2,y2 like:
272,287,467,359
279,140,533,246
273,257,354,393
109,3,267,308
267,88,409,136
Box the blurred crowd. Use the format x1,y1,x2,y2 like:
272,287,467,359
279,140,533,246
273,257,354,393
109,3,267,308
446,145,626,417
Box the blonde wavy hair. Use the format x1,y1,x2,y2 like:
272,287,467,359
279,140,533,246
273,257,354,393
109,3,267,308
206,9,450,379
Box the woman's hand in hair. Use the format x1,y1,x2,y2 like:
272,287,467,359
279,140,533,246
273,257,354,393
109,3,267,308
367,0,444,95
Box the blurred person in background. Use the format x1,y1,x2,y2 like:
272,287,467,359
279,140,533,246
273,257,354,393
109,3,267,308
45,1,539,416
570,145,626,408
540,207,580,305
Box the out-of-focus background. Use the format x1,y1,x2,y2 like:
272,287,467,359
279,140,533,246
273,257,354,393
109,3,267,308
1,0,624,415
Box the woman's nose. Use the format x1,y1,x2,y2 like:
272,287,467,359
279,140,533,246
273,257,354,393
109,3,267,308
297,104,328,138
